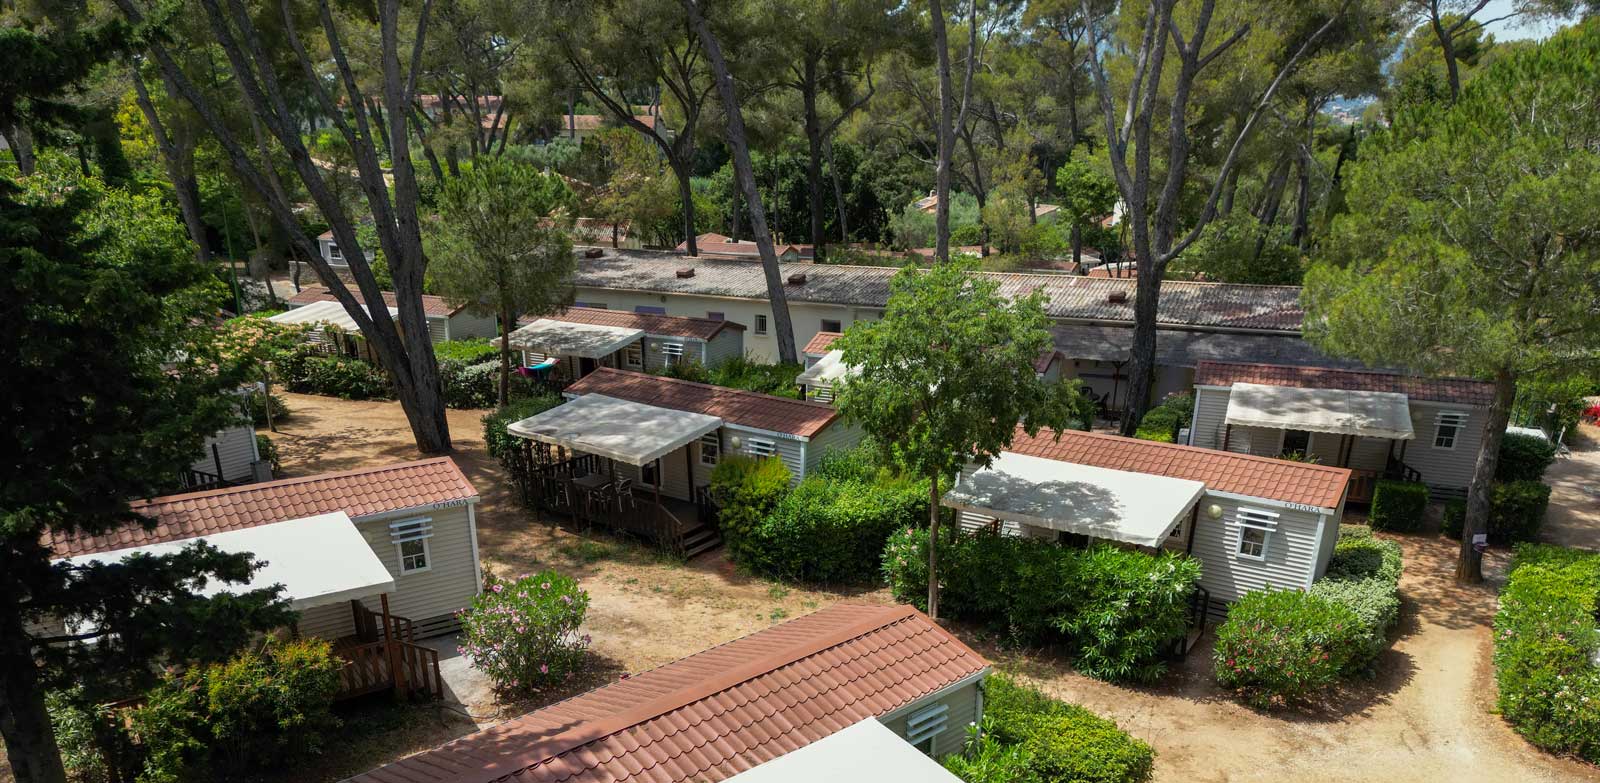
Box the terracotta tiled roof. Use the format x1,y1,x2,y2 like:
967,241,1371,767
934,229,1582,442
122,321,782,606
1034,350,1062,373
345,603,988,783
565,114,659,132
526,307,743,341
567,369,839,438
803,331,842,356
675,235,815,260
288,286,461,318
47,459,478,558
574,249,1304,332
1194,361,1494,406
1006,428,1352,509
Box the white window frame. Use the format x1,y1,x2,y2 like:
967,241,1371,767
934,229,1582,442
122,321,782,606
754,314,769,335
390,517,434,574
1434,411,1468,450
745,437,777,458
812,383,835,403
905,702,949,756
699,433,721,466
624,342,644,369
327,242,343,261
661,342,685,366
1233,507,1277,562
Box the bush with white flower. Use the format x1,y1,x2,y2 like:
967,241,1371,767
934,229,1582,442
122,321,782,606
458,569,591,695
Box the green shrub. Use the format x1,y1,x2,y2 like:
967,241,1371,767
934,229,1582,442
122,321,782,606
813,441,888,483
1133,407,1181,442
884,527,1200,683
129,638,342,782
1493,544,1600,762
254,434,280,475
459,570,591,696
433,337,498,365
660,355,806,398
1496,432,1557,482
244,390,287,427
1338,523,1373,540
284,352,393,400
1324,534,1403,584
708,455,793,561
47,689,120,783
1368,480,1428,532
741,474,928,583
944,673,1154,783
482,394,563,463
439,358,501,409
1306,578,1399,667
1441,481,1552,544
1213,590,1365,708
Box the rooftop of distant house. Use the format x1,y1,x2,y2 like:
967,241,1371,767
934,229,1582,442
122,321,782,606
567,368,839,438
520,305,744,342
287,285,465,318
1194,361,1495,407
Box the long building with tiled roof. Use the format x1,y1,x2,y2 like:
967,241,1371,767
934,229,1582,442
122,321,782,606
566,368,839,439
524,306,744,342
345,603,989,783
1194,361,1494,407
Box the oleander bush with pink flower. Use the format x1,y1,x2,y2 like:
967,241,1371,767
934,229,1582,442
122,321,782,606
1213,589,1366,709
459,570,591,695
1493,544,1600,763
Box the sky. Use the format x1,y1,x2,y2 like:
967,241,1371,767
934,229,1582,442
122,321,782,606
1477,0,1573,40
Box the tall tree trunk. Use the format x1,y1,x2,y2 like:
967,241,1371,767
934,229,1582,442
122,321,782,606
1290,100,1315,249
684,0,799,364
673,156,699,254
926,472,941,621
498,303,512,408
3,123,36,175
1430,6,1463,101
1120,213,1161,435
1457,369,1516,582
930,0,955,262
1219,164,1240,216
729,178,742,242
0,596,68,783
802,57,826,261
130,71,213,265
1071,222,1082,269
826,138,849,244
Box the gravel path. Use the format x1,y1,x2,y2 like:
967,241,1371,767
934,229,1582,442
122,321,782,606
1540,422,1600,552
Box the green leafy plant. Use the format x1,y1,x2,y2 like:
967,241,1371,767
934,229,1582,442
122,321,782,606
128,639,342,781
944,673,1155,783
708,456,794,561
1496,432,1557,482
1493,544,1600,762
482,394,563,464
458,570,591,696
738,474,928,583
1213,590,1364,709
1368,480,1428,533
1440,480,1551,544
433,338,499,365
244,390,287,427
254,434,280,475
1132,392,1193,442
1309,533,1405,668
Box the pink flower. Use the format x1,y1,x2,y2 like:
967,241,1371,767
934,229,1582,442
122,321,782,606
539,663,549,674
542,582,552,590
492,584,504,593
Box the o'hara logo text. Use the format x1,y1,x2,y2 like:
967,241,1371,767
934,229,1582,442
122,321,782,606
1284,502,1323,513
427,499,469,510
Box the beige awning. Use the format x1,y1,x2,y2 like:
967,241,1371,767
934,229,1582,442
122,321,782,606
1225,382,1415,440
943,451,1205,548
506,394,722,465
503,319,643,359
270,300,397,333
796,350,857,387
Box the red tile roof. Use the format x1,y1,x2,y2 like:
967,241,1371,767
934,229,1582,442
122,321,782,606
47,459,478,558
803,331,842,355
566,369,839,438
1194,361,1494,406
565,114,660,132
1006,428,1352,510
528,307,743,341
288,286,462,318
346,603,987,783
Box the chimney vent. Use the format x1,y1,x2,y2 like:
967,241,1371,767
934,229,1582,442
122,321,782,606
1107,290,1129,305
584,247,604,259
787,273,808,285
676,267,696,279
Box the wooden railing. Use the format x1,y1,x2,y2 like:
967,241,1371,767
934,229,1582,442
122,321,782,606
333,638,442,701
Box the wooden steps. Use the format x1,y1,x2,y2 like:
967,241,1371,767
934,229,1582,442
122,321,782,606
680,523,722,559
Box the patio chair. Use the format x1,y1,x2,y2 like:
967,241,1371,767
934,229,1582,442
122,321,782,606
614,478,635,511
541,475,572,510
584,482,616,520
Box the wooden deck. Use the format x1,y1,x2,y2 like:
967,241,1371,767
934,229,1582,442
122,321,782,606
513,452,723,557
330,601,443,702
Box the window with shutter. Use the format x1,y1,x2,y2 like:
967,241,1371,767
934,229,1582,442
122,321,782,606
390,517,434,574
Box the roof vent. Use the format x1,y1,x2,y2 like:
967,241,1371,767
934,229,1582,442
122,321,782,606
787,272,808,285
676,267,696,279
1107,290,1128,305
584,247,604,259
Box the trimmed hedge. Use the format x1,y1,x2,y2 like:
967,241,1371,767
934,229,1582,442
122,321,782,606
740,473,928,583
1368,480,1428,532
482,395,564,462
434,337,498,365
883,527,1200,683
708,456,794,563
1133,392,1193,443
1310,534,1403,666
1440,480,1552,544
943,673,1155,783
1493,544,1600,763
1214,590,1365,708
280,350,393,399
1496,432,1557,482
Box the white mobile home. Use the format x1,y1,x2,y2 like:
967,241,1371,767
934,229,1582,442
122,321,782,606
946,427,1351,605
346,602,988,783
503,307,745,382
1188,361,1494,499
286,286,497,345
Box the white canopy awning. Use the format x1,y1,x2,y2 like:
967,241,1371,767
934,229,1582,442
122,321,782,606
796,350,858,387
57,512,394,612
725,718,965,783
943,451,1206,548
1225,382,1415,440
270,300,398,333
504,319,643,359
507,393,722,466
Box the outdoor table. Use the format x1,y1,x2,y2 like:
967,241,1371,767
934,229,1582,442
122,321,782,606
571,473,612,522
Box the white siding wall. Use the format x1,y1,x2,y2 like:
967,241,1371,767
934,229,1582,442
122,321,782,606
570,288,877,363
1188,494,1326,601
1400,401,1482,495
357,504,481,635
1190,387,1231,449
640,336,706,373
801,421,865,477
878,677,985,759
611,444,696,502
426,316,449,345
703,330,745,368
193,425,259,483
447,311,498,340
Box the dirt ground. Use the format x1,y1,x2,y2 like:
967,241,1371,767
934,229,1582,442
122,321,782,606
1539,422,1600,551
8,393,1598,782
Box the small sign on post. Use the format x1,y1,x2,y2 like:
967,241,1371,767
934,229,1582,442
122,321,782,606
1473,533,1488,553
